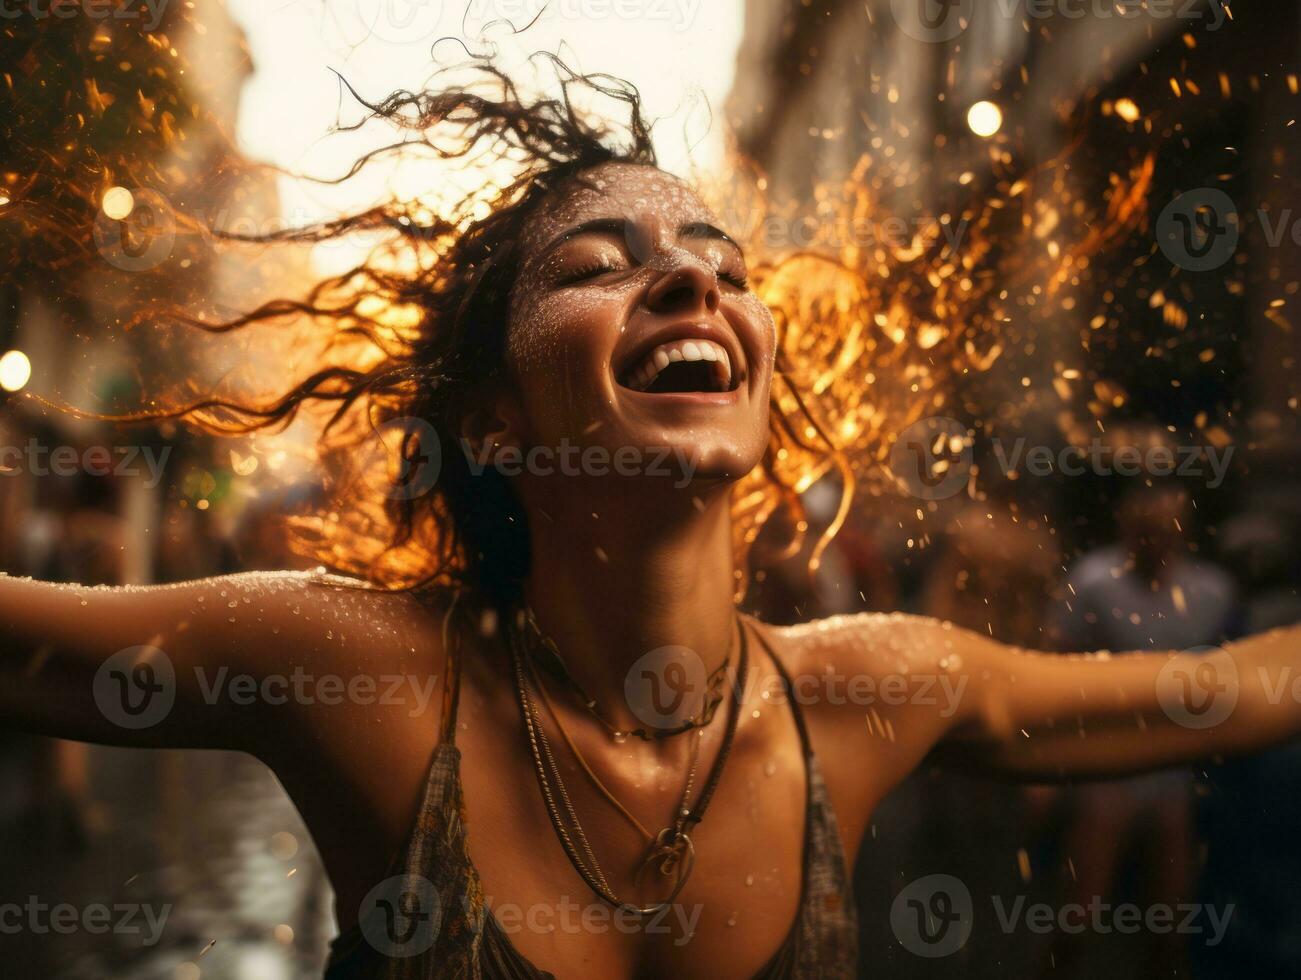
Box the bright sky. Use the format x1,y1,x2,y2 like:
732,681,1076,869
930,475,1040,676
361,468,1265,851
224,0,745,232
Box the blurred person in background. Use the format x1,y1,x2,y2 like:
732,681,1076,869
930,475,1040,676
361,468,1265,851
1,451,126,850
1048,478,1237,979
1195,505,1301,979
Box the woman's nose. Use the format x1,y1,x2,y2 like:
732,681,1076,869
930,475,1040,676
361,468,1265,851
645,263,721,317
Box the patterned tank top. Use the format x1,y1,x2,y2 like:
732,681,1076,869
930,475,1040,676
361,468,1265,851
323,614,858,978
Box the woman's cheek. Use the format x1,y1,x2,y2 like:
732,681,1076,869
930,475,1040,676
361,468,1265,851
507,290,626,435
507,286,624,374
736,294,778,370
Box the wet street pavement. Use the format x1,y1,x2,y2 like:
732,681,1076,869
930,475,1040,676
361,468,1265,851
0,739,334,979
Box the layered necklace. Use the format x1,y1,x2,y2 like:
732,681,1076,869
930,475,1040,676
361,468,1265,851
519,605,734,740
508,609,749,916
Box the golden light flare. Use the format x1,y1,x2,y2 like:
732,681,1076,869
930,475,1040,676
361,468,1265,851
0,350,31,392
966,101,1004,138
102,186,135,220
1113,98,1141,123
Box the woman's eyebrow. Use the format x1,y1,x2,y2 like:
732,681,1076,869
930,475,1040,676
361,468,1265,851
538,218,628,259
536,217,743,263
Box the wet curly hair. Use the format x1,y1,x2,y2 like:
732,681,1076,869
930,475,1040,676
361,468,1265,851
130,54,840,604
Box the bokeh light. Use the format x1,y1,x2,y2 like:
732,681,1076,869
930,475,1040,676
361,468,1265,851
0,350,32,392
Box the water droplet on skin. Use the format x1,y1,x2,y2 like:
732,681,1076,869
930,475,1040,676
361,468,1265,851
745,873,754,886
727,913,737,926
764,761,777,777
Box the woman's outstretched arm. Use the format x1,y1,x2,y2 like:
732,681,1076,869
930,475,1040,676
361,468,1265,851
803,613,1301,783
0,571,440,754
932,619,1301,779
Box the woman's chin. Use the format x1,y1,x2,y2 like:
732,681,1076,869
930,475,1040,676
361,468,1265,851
663,443,765,487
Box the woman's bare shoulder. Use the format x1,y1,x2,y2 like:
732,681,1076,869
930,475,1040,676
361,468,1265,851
127,569,454,676
755,610,968,677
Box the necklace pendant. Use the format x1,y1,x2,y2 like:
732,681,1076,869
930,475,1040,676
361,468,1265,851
639,826,694,883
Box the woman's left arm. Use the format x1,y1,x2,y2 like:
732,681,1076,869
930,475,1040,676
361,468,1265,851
845,615,1301,781
941,621,1300,779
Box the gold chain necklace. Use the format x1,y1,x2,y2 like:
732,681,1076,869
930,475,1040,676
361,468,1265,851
509,612,749,915
525,652,703,885
519,605,735,740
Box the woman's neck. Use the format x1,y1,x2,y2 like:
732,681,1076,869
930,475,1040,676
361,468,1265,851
520,483,739,733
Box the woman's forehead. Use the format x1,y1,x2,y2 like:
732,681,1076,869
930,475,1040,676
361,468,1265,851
521,162,720,252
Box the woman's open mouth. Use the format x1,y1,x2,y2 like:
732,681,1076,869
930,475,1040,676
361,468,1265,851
619,338,736,394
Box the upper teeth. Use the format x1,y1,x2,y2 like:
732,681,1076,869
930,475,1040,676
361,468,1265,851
626,339,733,392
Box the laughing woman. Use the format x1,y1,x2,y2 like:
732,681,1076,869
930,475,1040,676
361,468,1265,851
1,69,1298,979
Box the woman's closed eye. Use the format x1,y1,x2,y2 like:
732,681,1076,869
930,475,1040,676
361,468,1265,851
717,266,750,290
555,256,627,287
693,240,750,290
549,243,749,291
